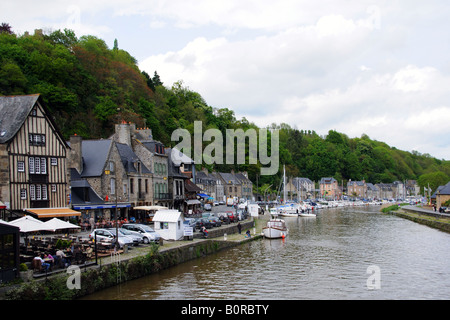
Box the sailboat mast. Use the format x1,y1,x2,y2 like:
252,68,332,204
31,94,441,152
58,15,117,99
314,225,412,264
283,165,286,205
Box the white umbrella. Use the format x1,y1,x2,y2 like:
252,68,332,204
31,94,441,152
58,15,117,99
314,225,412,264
41,217,80,231
8,215,46,233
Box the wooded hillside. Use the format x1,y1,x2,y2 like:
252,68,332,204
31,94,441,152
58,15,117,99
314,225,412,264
0,26,448,193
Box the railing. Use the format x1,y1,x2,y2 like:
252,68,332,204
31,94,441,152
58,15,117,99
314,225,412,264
154,193,171,200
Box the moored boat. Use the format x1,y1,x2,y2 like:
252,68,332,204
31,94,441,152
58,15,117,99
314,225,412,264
262,219,288,239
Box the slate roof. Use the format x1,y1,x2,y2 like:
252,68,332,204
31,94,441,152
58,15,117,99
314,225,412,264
69,168,105,206
235,173,252,184
0,94,40,144
116,142,151,174
432,181,450,198
79,139,112,177
217,172,241,185
165,148,188,179
320,177,337,184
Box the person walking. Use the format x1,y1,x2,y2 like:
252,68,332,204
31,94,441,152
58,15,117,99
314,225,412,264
237,222,242,234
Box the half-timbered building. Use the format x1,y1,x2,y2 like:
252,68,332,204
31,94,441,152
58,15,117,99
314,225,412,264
0,94,72,218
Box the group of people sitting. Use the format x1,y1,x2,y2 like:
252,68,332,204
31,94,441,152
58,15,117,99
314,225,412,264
32,248,72,272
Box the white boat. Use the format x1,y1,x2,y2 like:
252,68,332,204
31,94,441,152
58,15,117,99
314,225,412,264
299,211,316,217
279,203,301,217
263,219,288,239
269,208,279,217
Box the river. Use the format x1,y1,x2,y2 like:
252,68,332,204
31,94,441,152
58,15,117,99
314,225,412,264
82,206,450,300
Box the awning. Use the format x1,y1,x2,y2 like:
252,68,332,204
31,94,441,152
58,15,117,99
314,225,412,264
72,203,131,210
24,208,81,218
133,206,168,211
185,199,201,205
197,193,209,198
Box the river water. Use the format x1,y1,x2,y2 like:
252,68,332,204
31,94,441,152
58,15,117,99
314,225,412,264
82,206,450,300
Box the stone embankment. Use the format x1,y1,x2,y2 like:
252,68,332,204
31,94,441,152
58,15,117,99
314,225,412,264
2,217,265,300
385,205,450,233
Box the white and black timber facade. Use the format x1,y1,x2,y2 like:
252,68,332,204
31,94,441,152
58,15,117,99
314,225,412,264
0,94,69,214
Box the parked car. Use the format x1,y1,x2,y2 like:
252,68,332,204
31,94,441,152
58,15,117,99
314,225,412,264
118,228,144,245
439,206,450,213
184,218,196,228
207,216,222,227
89,228,134,248
226,211,238,223
217,212,230,224
194,218,213,231
204,203,212,211
213,201,219,206
122,223,161,244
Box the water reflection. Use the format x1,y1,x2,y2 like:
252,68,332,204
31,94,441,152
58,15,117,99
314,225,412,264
82,206,450,300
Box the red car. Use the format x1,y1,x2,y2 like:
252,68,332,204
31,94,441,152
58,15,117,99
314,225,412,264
226,211,238,223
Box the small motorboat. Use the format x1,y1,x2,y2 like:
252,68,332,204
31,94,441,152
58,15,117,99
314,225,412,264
262,219,288,239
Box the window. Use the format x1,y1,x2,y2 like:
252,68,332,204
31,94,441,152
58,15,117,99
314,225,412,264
42,185,47,200
30,185,35,200
110,178,116,195
17,161,25,172
51,184,57,193
51,158,57,166
35,158,40,174
29,158,35,174
36,185,41,200
29,134,45,146
41,158,46,174
20,189,27,199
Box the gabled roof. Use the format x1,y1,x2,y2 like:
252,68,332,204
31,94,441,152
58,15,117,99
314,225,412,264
320,177,337,184
80,139,112,177
116,142,151,174
0,94,39,144
235,173,252,184
0,94,68,148
166,148,188,179
432,181,450,198
170,147,194,166
153,210,183,222
217,172,241,185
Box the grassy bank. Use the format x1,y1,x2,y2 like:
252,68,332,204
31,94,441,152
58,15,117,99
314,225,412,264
384,208,450,234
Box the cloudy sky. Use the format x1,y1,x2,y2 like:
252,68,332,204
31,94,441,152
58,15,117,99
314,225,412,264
2,1,450,159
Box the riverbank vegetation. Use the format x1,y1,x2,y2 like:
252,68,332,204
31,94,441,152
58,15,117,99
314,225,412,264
1,25,448,192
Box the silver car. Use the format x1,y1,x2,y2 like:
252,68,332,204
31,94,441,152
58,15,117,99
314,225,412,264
118,228,144,245
122,223,161,244
89,228,134,248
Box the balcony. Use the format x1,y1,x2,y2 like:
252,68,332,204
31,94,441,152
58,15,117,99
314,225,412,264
155,193,171,200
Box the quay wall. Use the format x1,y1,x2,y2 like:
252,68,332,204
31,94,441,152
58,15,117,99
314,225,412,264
386,205,450,234
3,220,258,300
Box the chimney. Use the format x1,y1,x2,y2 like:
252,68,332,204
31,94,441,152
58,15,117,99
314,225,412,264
69,135,83,174
114,122,135,146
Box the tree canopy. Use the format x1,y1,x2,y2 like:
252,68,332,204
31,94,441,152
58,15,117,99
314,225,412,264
1,26,448,194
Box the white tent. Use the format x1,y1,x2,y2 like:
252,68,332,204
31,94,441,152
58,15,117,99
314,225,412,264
7,215,45,233
41,218,80,232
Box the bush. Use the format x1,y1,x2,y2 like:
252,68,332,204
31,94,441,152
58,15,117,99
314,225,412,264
381,205,400,213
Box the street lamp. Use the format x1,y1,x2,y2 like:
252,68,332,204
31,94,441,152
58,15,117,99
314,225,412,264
105,169,119,251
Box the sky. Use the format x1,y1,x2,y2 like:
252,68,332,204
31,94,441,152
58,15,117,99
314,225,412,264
2,1,450,160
